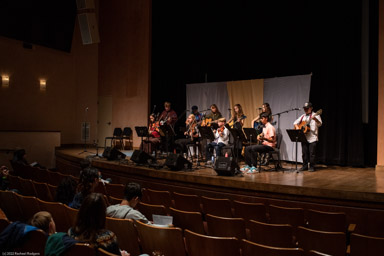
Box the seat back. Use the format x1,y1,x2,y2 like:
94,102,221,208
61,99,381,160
113,128,123,137
63,243,96,256
308,250,333,256
296,226,346,256
97,247,118,256
37,199,70,232
241,239,304,256
146,189,173,209
136,202,168,221
206,214,246,239
135,220,186,256
32,180,54,202
201,196,232,217
108,196,123,205
47,184,57,200
64,204,79,228
105,217,141,256
7,174,22,192
173,192,202,212
105,183,125,199
248,220,295,248
169,207,205,234
18,177,37,197
122,127,132,137
94,181,108,195
269,205,305,228
233,200,267,223
184,229,240,256
0,190,23,221
32,167,49,183
350,233,384,256
16,193,41,222
19,229,47,255
306,209,347,232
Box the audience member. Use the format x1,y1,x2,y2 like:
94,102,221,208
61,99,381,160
68,167,99,209
12,149,28,165
55,176,77,205
29,211,56,235
106,183,149,223
68,193,128,256
0,166,10,191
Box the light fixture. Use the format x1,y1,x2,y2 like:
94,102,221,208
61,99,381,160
1,75,9,88
39,79,47,91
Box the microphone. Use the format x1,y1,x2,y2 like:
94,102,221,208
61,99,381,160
85,107,89,111
258,107,263,110
293,108,301,111
228,108,232,111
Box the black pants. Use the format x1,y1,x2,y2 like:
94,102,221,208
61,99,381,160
244,145,274,167
301,141,317,167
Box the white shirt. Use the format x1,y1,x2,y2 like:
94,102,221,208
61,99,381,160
293,112,322,143
214,126,229,145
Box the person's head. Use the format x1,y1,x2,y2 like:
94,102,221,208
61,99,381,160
187,114,195,123
303,102,313,114
260,113,270,124
210,104,219,113
262,103,271,114
217,117,226,127
74,193,106,243
233,104,243,116
78,167,99,196
80,159,91,170
13,149,26,161
1,165,9,177
164,101,171,111
55,176,77,205
149,114,156,122
30,211,56,235
191,105,198,114
123,182,142,207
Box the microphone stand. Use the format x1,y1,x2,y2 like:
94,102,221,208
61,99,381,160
79,107,94,155
272,108,300,135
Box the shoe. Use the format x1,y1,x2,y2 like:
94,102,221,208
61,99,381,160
298,165,308,171
206,160,212,165
246,166,258,174
309,167,315,172
240,165,250,172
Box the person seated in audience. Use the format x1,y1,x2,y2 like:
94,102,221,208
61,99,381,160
0,221,39,250
55,176,78,205
68,193,129,256
11,149,45,168
29,211,56,235
68,167,99,209
106,182,149,224
0,166,10,191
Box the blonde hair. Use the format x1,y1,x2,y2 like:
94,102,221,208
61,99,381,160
164,101,171,107
30,211,52,234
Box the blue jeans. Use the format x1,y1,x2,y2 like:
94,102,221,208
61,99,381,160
206,142,226,160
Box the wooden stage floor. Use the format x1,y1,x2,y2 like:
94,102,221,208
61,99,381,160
56,148,384,210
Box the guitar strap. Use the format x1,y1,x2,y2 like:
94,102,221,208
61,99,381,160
300,113,312,123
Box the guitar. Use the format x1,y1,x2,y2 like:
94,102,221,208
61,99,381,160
200,117,218,127
295,109,322,134
228,115,247,129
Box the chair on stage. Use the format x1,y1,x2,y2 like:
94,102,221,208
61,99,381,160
184,229,241,256
296,226,347,256
122,127,133,150
201,196,233,218
135,220,186,256
136,202,168,221
241,239,304,256
349,233,384,256
172,192,202,212
248,220,295,248
105,127,124,150
170,207,205,234
105,217,141,256
269,132,283,170
233,200,267,224
206,214,247,240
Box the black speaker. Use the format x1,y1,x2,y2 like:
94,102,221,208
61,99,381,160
165,153,192,171
130,150,153,164
102,147,126,161
213,156,239,176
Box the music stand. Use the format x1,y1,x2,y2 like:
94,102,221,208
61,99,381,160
243,128,259,145
227,127,247,163
134,126,149,153
286,129,307,173
159,124,175,155
198,126,215,141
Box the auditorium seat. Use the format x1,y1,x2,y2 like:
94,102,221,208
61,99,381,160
269,205,305,228
105,183,125,198
47,169,63,186
64,204,78,228
0,190,23,221
0,218,10,233
63,243,96,256
201,196,233,217
19,229,47,255
135,220,186,256
47,184,57,200
7,174,22,192
33,167,49,183
37,199,70,232
233,200,267,223
248,220,295,248
105,217,141,256
15,193,41,222
136,202,168,221
108,195,123,205
169,207,205,234
141,188,150,203
18,177,37,197
205,214,247,240
173,192,202,212
146,189,174,210
32,180,54,202
350,233,384,256
296,226,346,256
94,181,108,195
308,250,332,256
184,229,240,256
98,247,119,256
306,209,347,232
241,239,305,256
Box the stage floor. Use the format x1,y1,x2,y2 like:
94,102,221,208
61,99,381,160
56,148,384,209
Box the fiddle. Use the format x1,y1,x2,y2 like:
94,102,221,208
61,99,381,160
218,126,225,136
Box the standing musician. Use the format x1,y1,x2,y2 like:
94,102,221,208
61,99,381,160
205,118,229,165
241,113,276,173
202,104,222,126
251,103,272,132
140,114,161,155
174,114,199,155
228,104,246,129
158,101,178,128
293,102,322,172
191,106,203,123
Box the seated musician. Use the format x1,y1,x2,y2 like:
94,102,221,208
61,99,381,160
202,104,222,126
206,118,229,165
140,114,161,155
191,105,203,123
241,113,276,174
174,114,199,155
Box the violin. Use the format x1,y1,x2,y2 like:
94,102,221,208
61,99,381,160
218,126,225,136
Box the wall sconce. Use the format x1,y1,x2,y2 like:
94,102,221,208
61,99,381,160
1,75,9,88
39,79,47,91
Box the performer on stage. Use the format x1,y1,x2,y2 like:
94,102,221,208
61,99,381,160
202,104,222,126
140,114,161,155
293,102,322,172
228,104,246,129
241,113,276,173
158,101,178,127
191,105,203,123
206,118,229,165
251,103,272,131
174,114,199,155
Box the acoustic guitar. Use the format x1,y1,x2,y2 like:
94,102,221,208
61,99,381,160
228,115,247,129
295,109,322,134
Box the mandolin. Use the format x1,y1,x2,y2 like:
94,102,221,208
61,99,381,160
295,109,322,134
